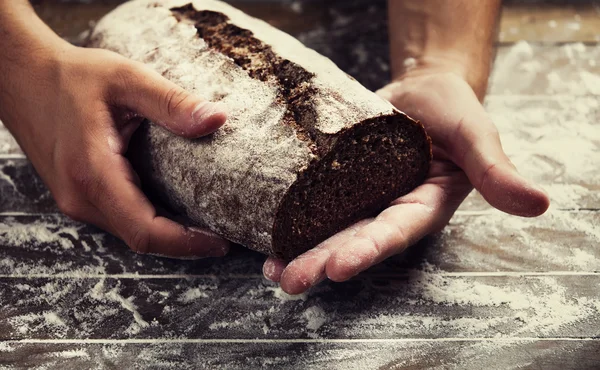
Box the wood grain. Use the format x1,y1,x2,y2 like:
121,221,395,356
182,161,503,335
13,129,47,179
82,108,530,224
2,340,598,370
1,275,599,340
0,214,265,277
1,210,599,276
0,159,56,214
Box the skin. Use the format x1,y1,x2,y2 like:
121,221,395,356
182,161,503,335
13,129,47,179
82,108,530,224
0,0,231,258
0,1,549,290
263,0,551,294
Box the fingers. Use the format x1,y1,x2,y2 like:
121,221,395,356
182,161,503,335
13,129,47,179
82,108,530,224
274,165,472,294
325,177,469,283
262,258,286,282
109,61,227,138
86,154,230,258
274,219,371,295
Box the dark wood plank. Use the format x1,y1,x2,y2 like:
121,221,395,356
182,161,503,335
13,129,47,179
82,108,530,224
2,207,600,277
0,215,265,277
2,209,600,276
1,340,600,370
1,275,599,340
0,160,56,214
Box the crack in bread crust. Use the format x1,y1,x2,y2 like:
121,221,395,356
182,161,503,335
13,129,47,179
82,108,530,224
172,4,322,155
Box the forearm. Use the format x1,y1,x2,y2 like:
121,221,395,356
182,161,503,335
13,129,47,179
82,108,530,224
0,1,70,130
388,0,501,98
0,0,65,52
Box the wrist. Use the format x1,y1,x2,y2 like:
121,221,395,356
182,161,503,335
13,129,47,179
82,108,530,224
391,53,490,100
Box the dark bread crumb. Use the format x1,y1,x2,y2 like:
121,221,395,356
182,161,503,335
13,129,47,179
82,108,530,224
272,114,430,260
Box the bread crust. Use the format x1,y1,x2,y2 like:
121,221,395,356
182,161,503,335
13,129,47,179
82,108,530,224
89,0,431,259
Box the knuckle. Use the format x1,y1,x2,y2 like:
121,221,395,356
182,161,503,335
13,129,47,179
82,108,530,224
69,164,101,201
109,61,137,93
128,227,150,254
55,194,84,221
162,87,190,118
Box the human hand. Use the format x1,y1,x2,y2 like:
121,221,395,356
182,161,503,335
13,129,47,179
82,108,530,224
0,43,230,258
263,71,550,294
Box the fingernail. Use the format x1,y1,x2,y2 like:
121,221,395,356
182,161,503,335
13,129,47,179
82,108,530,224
263,261,277,282
192,101,227,126
204,239,230,257
208,246,229,257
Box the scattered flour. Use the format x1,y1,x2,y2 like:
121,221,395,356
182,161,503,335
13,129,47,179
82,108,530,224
178,287,209,303
413,271,592,336
0,121,22,155
303,305,327,332
0,217,82,251
541,184,588,209
208,306,277,332
266,286,307,301
88,279,150,336
81,240,92,252
0,216,112,276
289,1,302,14
43,312,67,327
8,310,70,338
491,41,600,95
485,95,600,198
0,342,13,352
0,160,18,191
340,264,600,341
51,349,90,359
442,209,600,271
579,70,600,94
403,57,417,71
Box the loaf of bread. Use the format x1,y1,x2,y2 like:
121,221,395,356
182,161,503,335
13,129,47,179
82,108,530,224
89,0,431,260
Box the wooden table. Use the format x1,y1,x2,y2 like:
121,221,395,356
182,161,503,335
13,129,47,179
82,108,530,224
1,1,599,368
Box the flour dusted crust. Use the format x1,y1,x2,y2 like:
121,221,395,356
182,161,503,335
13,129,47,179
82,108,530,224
89,0,431,260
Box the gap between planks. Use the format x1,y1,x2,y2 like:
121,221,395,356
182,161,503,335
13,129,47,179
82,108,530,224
0,271,598,279
0,154,25,159
4,338,600,345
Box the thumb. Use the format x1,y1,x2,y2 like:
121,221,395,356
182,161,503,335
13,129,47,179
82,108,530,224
444,95,550,217
111,61,227,138
377,77,549,217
